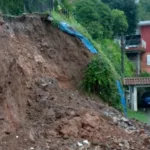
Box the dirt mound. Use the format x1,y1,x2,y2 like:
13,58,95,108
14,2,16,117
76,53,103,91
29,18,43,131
0,14,91,137
0,14,150,150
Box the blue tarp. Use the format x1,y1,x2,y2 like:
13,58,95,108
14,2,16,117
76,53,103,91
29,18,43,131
59,22,97,54
116,80,127,117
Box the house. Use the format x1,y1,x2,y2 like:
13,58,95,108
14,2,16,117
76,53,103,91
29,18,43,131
125,34,146,75
123,21,150,111
124,21,150,75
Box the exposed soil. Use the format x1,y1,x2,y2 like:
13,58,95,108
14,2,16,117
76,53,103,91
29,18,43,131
0,14,149,150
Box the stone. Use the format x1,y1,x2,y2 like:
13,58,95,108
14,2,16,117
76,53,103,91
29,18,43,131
48,130,58,137
112,117,118,125
123,140,130,149
94,146,102,150
0,16,4,26
82,113,99,128
120,117,129,122
139,129,145,134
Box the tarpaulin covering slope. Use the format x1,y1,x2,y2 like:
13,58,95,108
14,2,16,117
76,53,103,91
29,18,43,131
59,22,97,54
116,80,127,117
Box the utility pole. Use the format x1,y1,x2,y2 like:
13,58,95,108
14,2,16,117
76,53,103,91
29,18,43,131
121,34,124,78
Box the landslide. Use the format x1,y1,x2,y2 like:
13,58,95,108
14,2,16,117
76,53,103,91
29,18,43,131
0,14,91,140
0,14,150,150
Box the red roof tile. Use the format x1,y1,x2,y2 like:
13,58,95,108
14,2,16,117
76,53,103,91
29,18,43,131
123,77,150,85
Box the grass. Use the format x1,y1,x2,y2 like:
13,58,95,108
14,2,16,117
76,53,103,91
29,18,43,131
128,109,149,123
51,11,92,39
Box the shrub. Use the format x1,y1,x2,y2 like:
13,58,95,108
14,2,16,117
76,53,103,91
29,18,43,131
101,39,134,77
140,72,150,77
82,54,120,108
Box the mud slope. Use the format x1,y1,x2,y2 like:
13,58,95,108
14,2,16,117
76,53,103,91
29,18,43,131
0,14,149,150
0,14,91,136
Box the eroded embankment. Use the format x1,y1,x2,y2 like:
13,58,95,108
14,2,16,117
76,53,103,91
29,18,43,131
0,14,91,138
0,14,150,150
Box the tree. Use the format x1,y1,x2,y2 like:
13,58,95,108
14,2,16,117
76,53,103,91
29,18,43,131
0,0,24,15
101,0,138,34
0,0,54,15
112,9,128,36
138,0,150,20
74,0,128,40
74,0,114,40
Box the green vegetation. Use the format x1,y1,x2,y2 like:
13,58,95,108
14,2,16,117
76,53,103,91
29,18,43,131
81,54,120,108
73,0,128,40
101,0,139,34
101,39,134,77
0,0,72,15
128,110,149,123
139,72,150,77
138,0,150,20
111,9,128,36
0,0,23,15
52,11,133,109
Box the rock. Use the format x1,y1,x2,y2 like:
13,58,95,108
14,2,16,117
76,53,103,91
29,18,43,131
120,117,129,122
112,117,118,125
140,133,148,139
125,129,134,134
0,16,4,26
82,140,90,149
77,142,84,150
70,111,76,116
123,140,130,149
83,140,90,145
29,130,35,142
48,130,58,137
94,146,102,150
47,15,53,21
41,41,49,48
59,123,79,137
82,113,99,128
143,136,150,145
139,129,145,134
16,135,19,139
77,142,83,147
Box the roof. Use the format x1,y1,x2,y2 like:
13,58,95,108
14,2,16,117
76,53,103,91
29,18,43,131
123,77,150,85
138,21,150,26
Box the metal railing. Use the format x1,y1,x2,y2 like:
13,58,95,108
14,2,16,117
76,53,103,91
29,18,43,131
125,38,146,49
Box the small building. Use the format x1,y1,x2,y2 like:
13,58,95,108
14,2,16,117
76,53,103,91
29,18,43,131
125,34,146,75
125,21,150,75
124,21,150,111
123,77,150,111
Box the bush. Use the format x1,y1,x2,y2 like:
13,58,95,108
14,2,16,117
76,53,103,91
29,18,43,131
82,54,120,108
140,72,150,77
101,39,134,77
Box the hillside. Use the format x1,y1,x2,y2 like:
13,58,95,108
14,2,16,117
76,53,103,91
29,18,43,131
0,14,149,150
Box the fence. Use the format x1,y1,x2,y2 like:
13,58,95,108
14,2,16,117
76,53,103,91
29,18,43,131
0,0,70,18
24,0,54,13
